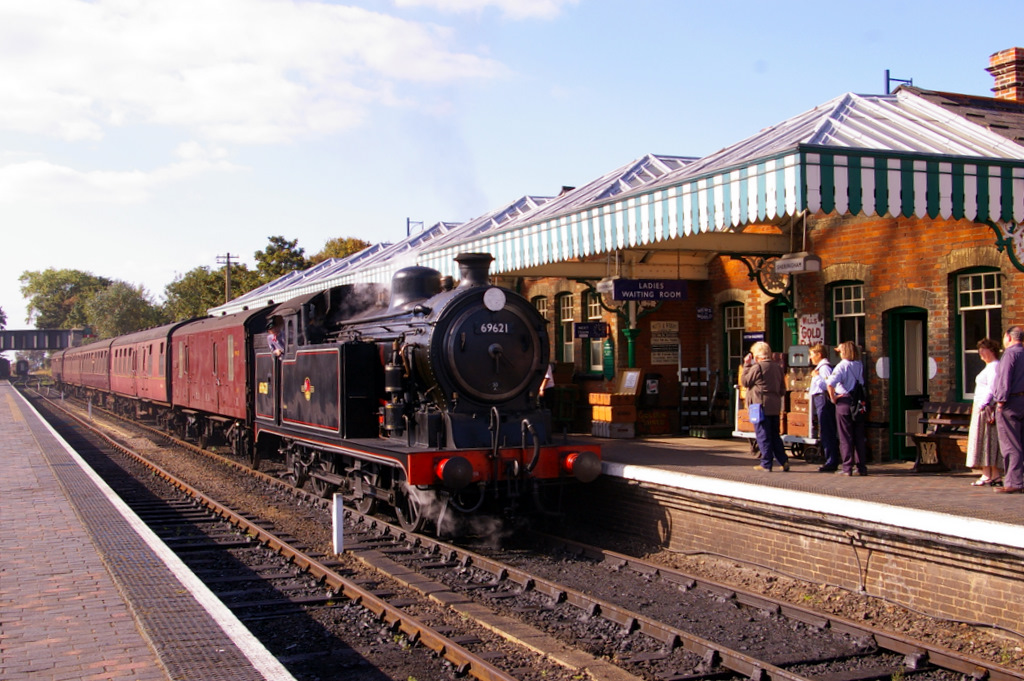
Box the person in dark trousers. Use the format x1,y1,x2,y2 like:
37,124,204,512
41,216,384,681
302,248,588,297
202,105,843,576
742,341,789,472
991,325,1024,494
827,341,868,476
808,343,841,472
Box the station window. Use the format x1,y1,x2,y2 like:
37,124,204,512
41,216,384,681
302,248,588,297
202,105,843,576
586,291,604,373
831,283,866,348
958,270,1002,397
532,296,548,322
724,304,745,380
557,293,575,363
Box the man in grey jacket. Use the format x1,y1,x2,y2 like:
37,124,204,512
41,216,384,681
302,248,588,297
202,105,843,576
742,341,789,472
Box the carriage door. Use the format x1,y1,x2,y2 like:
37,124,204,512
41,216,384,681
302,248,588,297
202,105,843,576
255,348,279,425
887,307,927,461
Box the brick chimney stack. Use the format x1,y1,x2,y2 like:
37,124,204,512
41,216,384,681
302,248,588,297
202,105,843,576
987,47,1024,102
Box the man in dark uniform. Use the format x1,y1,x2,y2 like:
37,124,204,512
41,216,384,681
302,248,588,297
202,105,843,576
992,325,1024,494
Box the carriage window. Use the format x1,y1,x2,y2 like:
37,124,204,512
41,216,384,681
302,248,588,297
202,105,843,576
227,336,235,381
159,342,165,377
213,343,219,376
178,341,185,378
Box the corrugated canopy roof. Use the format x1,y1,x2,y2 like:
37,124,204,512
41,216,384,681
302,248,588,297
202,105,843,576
209,88,1024,316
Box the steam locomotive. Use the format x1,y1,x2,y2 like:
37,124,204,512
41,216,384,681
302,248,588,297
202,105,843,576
51,253,601,534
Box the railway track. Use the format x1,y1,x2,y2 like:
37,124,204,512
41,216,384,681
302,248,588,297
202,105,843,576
28,387,1024,681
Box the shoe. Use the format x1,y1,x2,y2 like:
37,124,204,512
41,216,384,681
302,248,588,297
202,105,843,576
994,486,1023,494
835,471,852,476
753,465,771,472
781,463,790,472
971,478,992,486
818,466,838,472
856,470,868,476
991,478,1004,487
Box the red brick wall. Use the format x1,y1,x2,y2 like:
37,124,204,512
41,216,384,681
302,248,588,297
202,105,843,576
518,213,1023,453
580,477,1024,632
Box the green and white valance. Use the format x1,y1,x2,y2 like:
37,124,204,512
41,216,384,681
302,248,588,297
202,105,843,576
419,148,1024,278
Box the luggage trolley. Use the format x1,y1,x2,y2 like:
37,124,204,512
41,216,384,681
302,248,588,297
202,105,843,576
731,345,824,463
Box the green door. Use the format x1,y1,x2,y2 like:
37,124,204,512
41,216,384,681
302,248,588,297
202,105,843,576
887,307,928,461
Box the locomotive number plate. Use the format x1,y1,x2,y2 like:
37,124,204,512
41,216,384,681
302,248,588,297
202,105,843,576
476,322,513,334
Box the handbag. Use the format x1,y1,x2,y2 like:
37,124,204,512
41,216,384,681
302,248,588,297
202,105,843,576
748,403,764,425
850,381,868,421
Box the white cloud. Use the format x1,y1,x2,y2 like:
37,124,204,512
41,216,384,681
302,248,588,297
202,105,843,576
393,0,578,20
0,156,241,204
0,0,506,144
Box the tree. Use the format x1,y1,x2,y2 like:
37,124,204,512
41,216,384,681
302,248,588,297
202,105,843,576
310,236,371,265
85,282,168,338
254,236,309,284
19,269,112,328
163,263,259,321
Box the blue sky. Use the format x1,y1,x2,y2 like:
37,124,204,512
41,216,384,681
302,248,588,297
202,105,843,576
3,0,1024,333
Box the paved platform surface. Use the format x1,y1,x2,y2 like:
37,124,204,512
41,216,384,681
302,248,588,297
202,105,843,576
0,382,293,681
586,431,1024,548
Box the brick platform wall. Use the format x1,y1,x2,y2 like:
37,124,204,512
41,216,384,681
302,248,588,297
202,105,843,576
578,477,1024,632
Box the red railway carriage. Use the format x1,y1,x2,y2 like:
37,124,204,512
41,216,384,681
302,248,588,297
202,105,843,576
59,339,114,395
170,307,271,449
49,351,63,383
109,322,187,406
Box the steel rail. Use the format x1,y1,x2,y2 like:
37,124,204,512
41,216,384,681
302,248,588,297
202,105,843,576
30,390,521,681
42,389,1023,681
532,532,1024,681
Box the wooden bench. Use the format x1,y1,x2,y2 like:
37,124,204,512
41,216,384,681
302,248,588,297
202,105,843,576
906,401,972,472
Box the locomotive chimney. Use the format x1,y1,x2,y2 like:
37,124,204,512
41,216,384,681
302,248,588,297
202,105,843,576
455,252,494,288
388,265,442,311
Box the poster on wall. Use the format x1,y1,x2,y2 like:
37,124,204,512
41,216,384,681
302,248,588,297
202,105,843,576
650,320,680,365
798,313,825,346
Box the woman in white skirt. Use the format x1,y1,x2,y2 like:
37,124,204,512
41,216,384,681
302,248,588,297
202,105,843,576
967,338,1003,486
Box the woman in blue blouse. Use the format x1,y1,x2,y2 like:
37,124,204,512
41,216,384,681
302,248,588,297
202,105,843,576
826,341,868,476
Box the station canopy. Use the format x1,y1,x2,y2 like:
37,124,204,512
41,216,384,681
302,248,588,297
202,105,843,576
210,87,1024,316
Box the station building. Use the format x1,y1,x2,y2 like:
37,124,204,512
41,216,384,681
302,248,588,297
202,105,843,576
214,48,1024,465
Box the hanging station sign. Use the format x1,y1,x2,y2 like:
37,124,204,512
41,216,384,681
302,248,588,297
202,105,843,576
607,279,687,301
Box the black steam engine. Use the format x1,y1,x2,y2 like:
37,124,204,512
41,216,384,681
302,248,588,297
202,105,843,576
254,253,601,534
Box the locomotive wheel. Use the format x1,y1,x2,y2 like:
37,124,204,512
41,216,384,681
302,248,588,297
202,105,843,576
394,484,426,533
309,458,338,499
353,469,378,514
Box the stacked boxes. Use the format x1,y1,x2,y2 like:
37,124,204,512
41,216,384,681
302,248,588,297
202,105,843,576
589,369,641,438
784,364,812,438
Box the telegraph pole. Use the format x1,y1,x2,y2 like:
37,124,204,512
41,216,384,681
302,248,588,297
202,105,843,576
216,253,237,303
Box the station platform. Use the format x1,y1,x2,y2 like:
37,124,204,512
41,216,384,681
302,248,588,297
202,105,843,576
590,432,1024,548
0,382,295,681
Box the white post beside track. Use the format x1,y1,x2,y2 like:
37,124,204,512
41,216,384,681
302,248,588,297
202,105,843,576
332,493,344,554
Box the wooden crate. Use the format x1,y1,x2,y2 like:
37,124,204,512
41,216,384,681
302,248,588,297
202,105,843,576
786,411,809,437
592,405,637,423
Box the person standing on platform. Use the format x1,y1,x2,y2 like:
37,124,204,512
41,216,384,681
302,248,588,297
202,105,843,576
992,326,1024,494
966,338,1002,486
742,341,789,472
808,343,841,472
827,341,868,476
